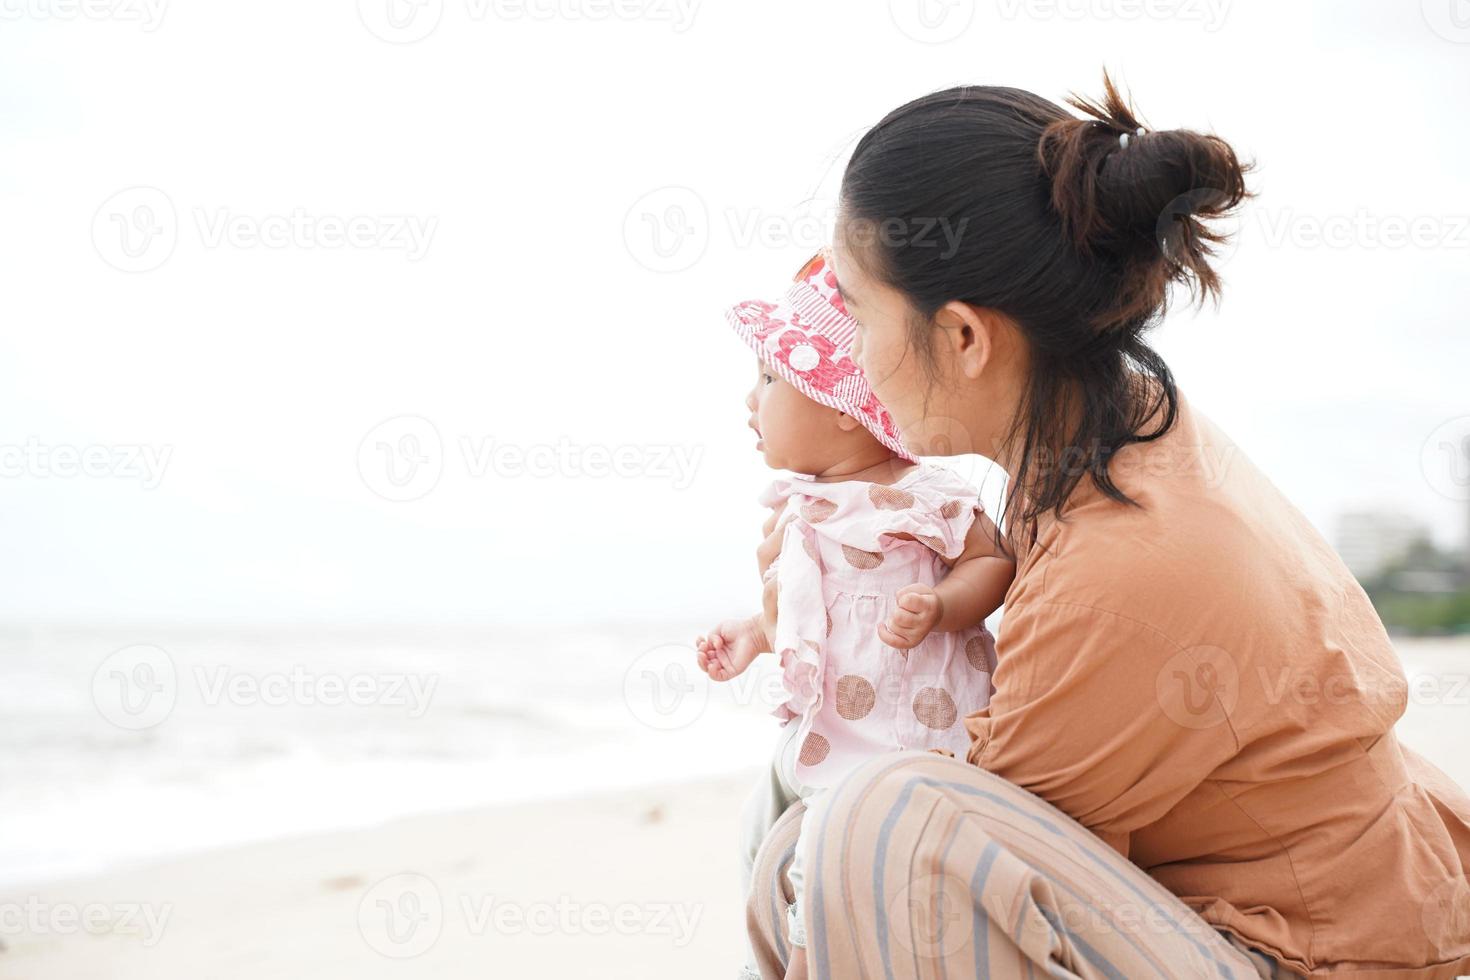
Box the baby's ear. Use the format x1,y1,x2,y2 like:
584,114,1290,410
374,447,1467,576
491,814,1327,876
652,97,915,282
834,411,863,433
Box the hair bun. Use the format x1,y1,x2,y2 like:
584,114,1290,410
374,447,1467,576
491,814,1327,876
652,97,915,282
1037,70,1254,332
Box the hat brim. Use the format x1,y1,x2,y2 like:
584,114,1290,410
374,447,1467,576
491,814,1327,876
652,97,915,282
726,280,918,463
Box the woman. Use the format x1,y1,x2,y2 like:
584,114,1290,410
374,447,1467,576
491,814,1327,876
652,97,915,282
746,75,1470,979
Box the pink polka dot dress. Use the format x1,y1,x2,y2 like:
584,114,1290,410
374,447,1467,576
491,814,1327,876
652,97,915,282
760,464,998,791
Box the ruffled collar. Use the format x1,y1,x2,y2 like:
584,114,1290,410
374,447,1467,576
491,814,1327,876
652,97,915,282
765,465,930,502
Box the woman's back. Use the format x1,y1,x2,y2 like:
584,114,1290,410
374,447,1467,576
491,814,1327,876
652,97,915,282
966,392,1470,973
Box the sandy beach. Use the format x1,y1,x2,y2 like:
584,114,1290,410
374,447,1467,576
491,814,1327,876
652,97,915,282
0,770,757,979
3,638,1467,978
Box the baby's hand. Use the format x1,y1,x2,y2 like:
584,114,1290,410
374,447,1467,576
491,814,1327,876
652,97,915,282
695,616,766,682
878,584,943,650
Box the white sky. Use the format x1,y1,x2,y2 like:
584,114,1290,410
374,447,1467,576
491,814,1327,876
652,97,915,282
0,0,1466,624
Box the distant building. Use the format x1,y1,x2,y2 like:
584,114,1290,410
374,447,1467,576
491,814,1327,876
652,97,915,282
1462,434,1470,578
1333,511,1428,581
1387,568,1463,594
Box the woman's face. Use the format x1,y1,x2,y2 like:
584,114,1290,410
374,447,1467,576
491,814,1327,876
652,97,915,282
830,237,965,458
831,228,1027,463
836,257,916,421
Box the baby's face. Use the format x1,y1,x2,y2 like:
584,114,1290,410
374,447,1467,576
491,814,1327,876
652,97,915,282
744,358,850,473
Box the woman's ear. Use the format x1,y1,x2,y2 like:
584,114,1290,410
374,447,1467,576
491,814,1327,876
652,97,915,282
933,301,1000,381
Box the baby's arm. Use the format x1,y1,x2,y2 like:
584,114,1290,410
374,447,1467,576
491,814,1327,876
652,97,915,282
696,502,790,681
879,513,1015,650
695,615,772,681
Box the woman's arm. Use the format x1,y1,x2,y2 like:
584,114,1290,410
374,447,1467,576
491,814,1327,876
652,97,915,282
927,555,1015,633
757,501,793,646
931,513,1014,630
968,599,1241,851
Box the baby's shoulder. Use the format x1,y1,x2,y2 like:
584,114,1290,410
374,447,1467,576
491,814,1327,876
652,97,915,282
761,465,980,522
866,464,981,516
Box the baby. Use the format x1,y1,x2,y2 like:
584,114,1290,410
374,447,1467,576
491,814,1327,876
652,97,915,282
698,251,1016,980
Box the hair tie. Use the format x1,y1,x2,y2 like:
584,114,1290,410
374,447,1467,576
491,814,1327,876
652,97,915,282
1118,126,1146,149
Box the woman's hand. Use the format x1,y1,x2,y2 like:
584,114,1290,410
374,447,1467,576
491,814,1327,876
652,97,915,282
757,503,789,647
756,504,788,581
695,615,770,682
878,583,944,650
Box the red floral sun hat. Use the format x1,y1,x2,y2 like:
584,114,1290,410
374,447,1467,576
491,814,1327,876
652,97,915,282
725,251,917,463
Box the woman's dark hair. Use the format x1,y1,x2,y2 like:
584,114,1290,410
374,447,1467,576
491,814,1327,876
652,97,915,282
840,71,1252,547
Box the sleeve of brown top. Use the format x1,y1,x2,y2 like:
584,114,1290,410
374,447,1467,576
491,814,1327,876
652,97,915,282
964,598,1241,857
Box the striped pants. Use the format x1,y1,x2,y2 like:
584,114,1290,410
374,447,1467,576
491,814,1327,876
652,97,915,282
745,751,1286,979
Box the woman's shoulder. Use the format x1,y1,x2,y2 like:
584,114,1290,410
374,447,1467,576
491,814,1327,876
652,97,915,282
993,399,1409,805
1012,396,1352,640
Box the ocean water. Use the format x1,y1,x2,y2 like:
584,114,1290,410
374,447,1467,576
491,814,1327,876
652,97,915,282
0,622,785,888
3,626,1467,891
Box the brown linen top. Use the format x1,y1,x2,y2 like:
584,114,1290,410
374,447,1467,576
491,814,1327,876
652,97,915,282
964,392,1470,977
